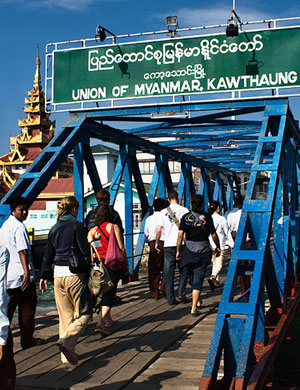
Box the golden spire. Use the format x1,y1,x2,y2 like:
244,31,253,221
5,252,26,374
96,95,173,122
34,50,41,89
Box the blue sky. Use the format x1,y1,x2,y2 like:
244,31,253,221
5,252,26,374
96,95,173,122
1,0,300,156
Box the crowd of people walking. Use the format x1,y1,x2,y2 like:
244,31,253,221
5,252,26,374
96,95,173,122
145,191,240,315
0,190,243,389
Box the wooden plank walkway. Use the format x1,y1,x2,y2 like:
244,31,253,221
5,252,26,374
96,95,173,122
14,269,226,390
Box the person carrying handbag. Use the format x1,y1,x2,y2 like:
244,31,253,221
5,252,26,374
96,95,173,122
88,204,128,336
39,196,92,366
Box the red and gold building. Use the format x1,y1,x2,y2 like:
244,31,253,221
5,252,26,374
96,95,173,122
0,55,74,209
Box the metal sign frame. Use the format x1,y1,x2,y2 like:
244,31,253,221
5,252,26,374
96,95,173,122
45,17,300,113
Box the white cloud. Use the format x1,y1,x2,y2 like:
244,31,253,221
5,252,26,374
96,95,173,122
176,6,270,27
31,0,99,11
152,5,273,30
0,0,110,11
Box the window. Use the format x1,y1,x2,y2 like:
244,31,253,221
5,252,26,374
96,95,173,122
134,214,140,228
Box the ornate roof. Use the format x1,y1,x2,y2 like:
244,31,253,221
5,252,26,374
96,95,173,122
1,55,55,163
0,55,74,198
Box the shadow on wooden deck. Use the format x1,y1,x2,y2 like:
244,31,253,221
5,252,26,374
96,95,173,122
14,271,225,390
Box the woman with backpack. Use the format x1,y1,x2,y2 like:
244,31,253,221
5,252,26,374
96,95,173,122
88,204,128,336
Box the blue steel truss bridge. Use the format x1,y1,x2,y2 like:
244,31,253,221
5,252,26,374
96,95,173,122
1,96,299,389
3,16,300,389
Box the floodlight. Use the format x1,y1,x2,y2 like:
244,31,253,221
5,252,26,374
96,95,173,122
95,24,117,43
166,15,178,38
96,25,106,41
226,9,242,37
166,16,178,28
226,18,239,37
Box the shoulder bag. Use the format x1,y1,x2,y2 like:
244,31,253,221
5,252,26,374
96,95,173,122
167,206,186,241
100,224,126,271
89,243,114,312
167,206,180,228
69,222,91,274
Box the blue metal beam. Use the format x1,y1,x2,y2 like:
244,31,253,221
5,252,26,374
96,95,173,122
2,96,299,390
201,98,295,389
85,120,235,175
82,141,102,194
73,97,287,120
1,124,86,206
127,124,261,137
159,134,259,147
73,143,84,221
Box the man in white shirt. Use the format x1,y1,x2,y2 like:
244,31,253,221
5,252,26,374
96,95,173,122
226,197,250,295
144,198,166,300
208,201,234,289
226,197,243,241
0,197,39,350
155,190,189,305
0,245,16,390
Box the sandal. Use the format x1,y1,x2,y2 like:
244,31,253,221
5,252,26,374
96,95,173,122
208,276,216,291
58,345,78,365
104,320,117,328
95,324,110,336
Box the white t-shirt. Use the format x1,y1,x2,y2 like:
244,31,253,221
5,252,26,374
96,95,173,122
227,208,242,234
144,211,165,242
211,213,234,250
0,215,35,289
158,204,189,247
0,246,9,345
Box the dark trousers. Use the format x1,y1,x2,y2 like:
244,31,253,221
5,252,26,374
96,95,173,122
164,247,178,304
101,268,123,308
148,241,165,298
7,280,37,349
0,331,16,390
178,265,189,297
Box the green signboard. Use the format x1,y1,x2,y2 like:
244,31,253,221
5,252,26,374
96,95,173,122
53,27,300,104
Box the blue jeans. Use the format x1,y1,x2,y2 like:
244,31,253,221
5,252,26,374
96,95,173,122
187,252,212,291
178,265,189,297
164,247,188,304
164,247,177,304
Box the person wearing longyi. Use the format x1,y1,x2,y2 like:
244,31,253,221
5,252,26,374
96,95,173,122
144,198,166,300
